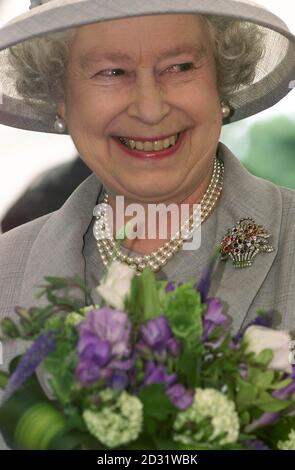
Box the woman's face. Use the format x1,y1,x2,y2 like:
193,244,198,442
59,14,222,203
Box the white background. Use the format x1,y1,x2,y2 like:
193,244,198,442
0,1,295,226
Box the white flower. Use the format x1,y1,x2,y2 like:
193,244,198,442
173,388,239,446
95,260,136,310
79,304,101,315
244,325,292,374
277,429,295,450
65,312,85,326
83,389,143,448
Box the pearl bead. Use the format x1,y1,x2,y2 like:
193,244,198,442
54,117,66,133
159,258,167,267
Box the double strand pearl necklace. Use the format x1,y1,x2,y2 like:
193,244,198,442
94,156,224,275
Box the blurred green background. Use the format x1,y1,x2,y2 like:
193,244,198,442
221,116,295,190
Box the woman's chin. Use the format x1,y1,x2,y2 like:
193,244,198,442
108,178,175,199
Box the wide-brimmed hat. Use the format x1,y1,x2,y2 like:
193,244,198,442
0,0,295,134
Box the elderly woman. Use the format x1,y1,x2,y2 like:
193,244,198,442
0,0,295,388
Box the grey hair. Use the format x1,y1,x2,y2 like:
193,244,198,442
6,16,266,116
204,16,266,102
7,28,77,118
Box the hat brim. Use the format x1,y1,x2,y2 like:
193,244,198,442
0,0,295,133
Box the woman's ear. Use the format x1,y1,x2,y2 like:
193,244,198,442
57,102,66,120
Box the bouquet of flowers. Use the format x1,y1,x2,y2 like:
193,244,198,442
0,247,295,450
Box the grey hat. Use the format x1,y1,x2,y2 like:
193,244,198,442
0,0,295,134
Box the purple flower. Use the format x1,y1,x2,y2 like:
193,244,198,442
4,331,56,399
76,308,133,386
76,361,102,385
202,298,230,342
137,315,181,359
233,311,273,344
245,412,280,433
144,361,176,387
166,383,194,410
273,381,295,400
107,370,130,391
244,440,270,450
165,281,185,293
165,281,176,293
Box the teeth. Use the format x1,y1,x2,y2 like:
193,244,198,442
118,133,180,151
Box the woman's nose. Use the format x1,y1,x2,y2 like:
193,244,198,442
127,71,170,125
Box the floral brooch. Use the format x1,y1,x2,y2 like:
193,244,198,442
220,217,275,268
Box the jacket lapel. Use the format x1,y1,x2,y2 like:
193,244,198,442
209,143,282,331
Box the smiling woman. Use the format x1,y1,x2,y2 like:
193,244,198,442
0,0,295,450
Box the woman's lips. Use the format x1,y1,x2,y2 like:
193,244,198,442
112,131,186,160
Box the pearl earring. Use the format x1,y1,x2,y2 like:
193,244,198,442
54,114,66,133
221,102,231,119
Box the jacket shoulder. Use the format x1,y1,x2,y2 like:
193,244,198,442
278,185,295,214
0,213,52,318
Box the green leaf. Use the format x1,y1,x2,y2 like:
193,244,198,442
43,277,69,288
138,384,177,421
0,373,49,448
43,331,78,405
0,318,20,339
46,291,82,311
154,435,182,450
0,371,9,390
162,283,204,346
269,378,293,390
124,268,162,338
254,391,293,413
240,411,251,426
139,268,162,320
236,377,259,411
255,349,273,366
176,342,204,388
256,416,295,446
249,368,275,390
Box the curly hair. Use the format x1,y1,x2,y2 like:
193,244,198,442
6,15,266,117
204,16,266,102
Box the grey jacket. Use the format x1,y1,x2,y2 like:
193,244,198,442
0,142,295,449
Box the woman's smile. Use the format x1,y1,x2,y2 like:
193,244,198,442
111,130,187,160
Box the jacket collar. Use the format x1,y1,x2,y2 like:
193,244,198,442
19,143,282,331
211,143,281,330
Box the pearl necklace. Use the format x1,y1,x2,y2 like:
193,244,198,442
94,156,224,275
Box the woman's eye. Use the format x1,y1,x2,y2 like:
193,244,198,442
95,68,125,77
166,62,196,73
